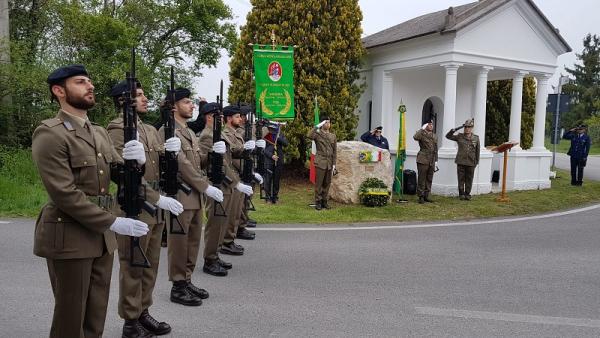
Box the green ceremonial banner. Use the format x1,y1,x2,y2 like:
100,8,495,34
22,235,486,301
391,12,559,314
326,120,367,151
253,45,295,120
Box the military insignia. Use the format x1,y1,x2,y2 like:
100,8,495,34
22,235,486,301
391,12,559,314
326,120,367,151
63,120,74,131
268,61,282,82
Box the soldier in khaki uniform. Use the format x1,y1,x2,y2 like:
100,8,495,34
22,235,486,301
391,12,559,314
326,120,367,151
158,88,224,306
107,80,184,337
32,65,150,338
197,102,241,276
414,120,438,204
220,105,256,255
446,118,480,200
308,116,337,210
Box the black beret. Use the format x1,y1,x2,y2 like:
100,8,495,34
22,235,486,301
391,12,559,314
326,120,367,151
578,124,588,129
47,64,89,85
319,115,330,123
375,126,383,131
165,87,191,102
109,79,142,97
201,102,220,115
239,104,253,116
223,105,241,117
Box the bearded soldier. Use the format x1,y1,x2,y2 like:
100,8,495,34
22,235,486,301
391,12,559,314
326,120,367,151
32,65,150,337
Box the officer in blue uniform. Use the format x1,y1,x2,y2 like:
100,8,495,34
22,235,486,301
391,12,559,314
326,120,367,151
563,124,591,186
360,126,389,150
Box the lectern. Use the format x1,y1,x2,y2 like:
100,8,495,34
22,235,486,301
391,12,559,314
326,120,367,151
491,141,519,202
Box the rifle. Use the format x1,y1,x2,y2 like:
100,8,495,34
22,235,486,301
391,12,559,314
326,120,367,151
254,106,267,200
241,104,260,211
159,66,191,234
117,47,157,268
204,81,229,217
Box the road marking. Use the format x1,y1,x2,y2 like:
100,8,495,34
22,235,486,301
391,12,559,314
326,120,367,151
255,204,600,231
0,221,11,224
415,306,600,328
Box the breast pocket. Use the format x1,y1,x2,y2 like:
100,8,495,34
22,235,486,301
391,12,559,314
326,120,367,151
70,155,97,184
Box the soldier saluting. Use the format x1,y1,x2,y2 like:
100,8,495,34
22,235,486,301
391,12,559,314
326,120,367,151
446,118,480,200
32,65,150,337
414,119,438,204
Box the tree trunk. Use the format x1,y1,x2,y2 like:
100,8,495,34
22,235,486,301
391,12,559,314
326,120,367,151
0,0,15,146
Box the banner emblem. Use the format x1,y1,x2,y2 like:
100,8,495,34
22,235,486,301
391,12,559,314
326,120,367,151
268,62,282,82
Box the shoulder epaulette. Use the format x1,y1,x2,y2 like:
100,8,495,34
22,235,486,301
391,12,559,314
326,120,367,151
41,118,63,128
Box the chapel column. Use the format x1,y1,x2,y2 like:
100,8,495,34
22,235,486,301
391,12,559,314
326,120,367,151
508,71,528,149
441,62,462,150
474,66,493,146
531,74,551,151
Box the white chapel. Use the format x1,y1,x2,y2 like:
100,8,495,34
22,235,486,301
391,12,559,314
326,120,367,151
357,0,571,195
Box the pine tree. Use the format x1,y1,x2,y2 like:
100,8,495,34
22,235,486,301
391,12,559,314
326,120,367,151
485,77,536,149
562,34,600,128
228,0,365,164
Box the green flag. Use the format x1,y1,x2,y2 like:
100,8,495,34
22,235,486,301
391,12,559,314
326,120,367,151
253,45,295,120
393,102,407,195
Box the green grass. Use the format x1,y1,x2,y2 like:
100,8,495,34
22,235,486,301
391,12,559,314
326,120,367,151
0,147,48,217
545,137,600,155
253,172,600,224
2,147,600,223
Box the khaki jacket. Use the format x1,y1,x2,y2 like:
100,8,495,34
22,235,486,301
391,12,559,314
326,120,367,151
222,125,245,173
107,116,163,224
414,129,438,165
159,120,209,209
445,131,480,166
31,110,119,259
198,126,240,192
307,127,337,170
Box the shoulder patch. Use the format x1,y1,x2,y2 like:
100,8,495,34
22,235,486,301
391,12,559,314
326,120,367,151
41,118,63,128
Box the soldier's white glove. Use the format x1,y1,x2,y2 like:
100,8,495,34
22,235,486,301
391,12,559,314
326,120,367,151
317,120,327,128
243,140,256,150
156,195,183,216
332,165,336,172
164,137,181,154
110,217,149,237
422,123,428,130
256,139,266,148
205,185,224,202
435,161,438,167
254,173,263,184
235,182,254,196
123,140,146,165
212,141,226,154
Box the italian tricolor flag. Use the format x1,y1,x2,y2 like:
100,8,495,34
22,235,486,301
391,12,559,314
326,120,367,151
309,95,319,184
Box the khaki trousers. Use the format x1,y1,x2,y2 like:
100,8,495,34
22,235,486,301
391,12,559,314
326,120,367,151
116,220,164,320
224,189,244,245
47,251,113,338
167,209,203,282
457,164,476,196
417,163,434,197
315,167,332,204
204,187,232,262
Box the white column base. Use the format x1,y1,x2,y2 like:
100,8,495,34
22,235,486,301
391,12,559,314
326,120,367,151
501,149,552,191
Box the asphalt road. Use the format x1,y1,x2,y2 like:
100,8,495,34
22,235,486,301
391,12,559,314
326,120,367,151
2,206,600,337
553,153,600,182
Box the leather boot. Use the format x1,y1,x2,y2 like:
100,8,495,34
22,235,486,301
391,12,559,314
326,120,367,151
170,281,202,306
315,201,322,210
203,260,228,276
138,309,171,335
322,201,331,209
218,258,232,270
122,319,155,338
220,242,244,256
237,228,255,240
424,194,434,203
186,281,209,299
418,196,425,204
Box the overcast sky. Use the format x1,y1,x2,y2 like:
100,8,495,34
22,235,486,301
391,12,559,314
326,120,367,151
194,0,599,104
